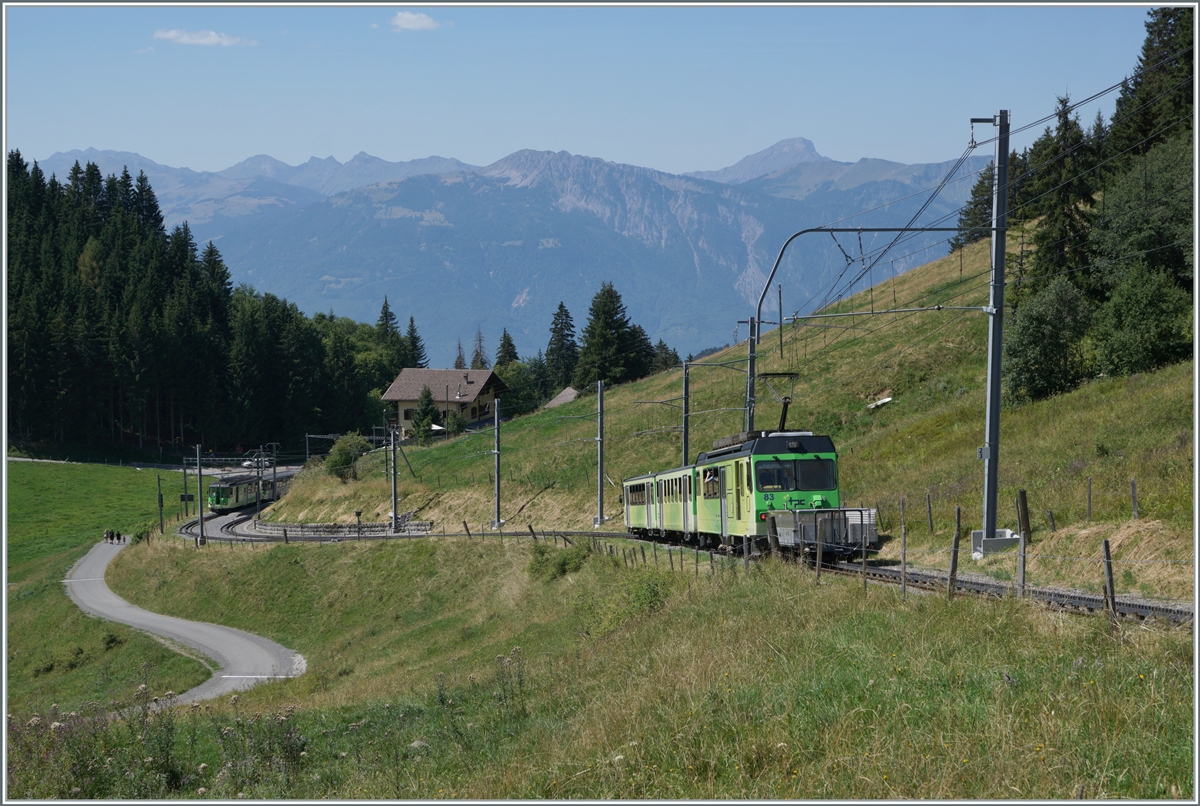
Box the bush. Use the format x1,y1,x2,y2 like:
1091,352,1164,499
324,433,372,481
1094,265,1192,376
1002,277,1091,402
527,541,592,582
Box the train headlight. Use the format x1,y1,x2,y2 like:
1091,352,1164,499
759,513,767,521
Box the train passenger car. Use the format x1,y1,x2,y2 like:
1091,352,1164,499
207,473,281,514
623,430,872,559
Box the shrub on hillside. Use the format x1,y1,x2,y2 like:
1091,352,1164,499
1093,265,1192,376
324,433,372,482
1003,277,1092,402
526,541,592,581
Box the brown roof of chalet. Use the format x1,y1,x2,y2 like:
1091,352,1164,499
381,368,510,405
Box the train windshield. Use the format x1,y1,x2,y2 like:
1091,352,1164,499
755,459,837,492
755,461,798,491
797,459,837,491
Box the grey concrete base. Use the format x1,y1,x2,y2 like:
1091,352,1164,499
971,528,1019,556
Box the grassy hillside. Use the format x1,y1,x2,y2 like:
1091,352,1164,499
5,461,214,713
267,234,1192,599
11,534,1180,799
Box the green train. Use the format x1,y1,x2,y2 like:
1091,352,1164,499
207,473,285,514
622,430,877,560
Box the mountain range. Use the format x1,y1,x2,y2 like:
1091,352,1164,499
34,140,990,366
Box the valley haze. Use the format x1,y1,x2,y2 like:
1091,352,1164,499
36,139,990,367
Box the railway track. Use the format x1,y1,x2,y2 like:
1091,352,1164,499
174,518,1191,625
822,559,1192,625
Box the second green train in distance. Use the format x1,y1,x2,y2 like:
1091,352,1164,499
622,429,878,561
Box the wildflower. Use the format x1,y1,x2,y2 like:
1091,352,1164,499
199,763,209,774
629,741,638,747
26,717,41,728
339,751,348,758
197,788,207,796
230,695,239,705
50,721,65,732
300,751,307,758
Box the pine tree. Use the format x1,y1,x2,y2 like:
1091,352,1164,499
950,162,994,252
545,301,579,389
1107,7,1194,173
649,339,681,373
1025,96,1095,304
470,327,490,370
406,316,428,368
573,282,631,388
376,296,399,344
453,339,467,370
412,385,443,445
495,328,519,367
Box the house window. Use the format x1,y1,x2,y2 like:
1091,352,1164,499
403,408,416,421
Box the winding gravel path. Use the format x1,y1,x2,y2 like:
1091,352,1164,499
63,540,306,704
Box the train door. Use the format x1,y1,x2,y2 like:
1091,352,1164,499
682,475,690,538
735,461,743,521
643,482,652,530
718,466,729,545
656,480,665,534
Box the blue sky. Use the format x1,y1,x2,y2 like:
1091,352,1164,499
5,4,1151,174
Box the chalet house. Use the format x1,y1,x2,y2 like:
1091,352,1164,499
382,368,510,436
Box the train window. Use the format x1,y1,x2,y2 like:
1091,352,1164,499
628,484,646,506
756,461,797,492
797,459,837,491
701,468,720,499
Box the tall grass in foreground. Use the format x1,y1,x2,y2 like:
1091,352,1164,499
23,537,1188,800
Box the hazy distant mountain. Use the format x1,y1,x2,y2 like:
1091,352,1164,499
687,137,831,184
217,152,478,196
35,148,477,243
32,141,989,364
214,148,985,366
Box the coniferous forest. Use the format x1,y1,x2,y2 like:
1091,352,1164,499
5,155,431,453
951,7,1192,402
5,155,680,454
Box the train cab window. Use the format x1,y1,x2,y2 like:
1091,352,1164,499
756,461,798,492
797,459,837,491
628,484,647,506
702,468,720,499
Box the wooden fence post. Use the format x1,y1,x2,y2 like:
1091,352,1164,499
768,515,779,558
463,521,471,540
694,546,699,578
948,506,961,600
1131,478,1138,521
1047,510,1056,533
641,545,646,565
900,497,907,602
669,546,675,571
653,543,658,568
815,519,824,583
926,493,934,534
743,536,749,572
709,550,714,575
1087,477,1092,523
1017,530,1026,598
1018,489,1032,544
861,535,868,593
1102,538,1118,628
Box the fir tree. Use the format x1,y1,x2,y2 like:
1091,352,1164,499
950,162,994,252
495,328,519,367
376,296,399,344
470,327,490,370
1023,95,1095,305
406,316,428,368
573,282,631,388
412,385,443,445
545,301,579,390
453,339,467,370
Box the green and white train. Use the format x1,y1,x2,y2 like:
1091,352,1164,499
622,430,877,560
